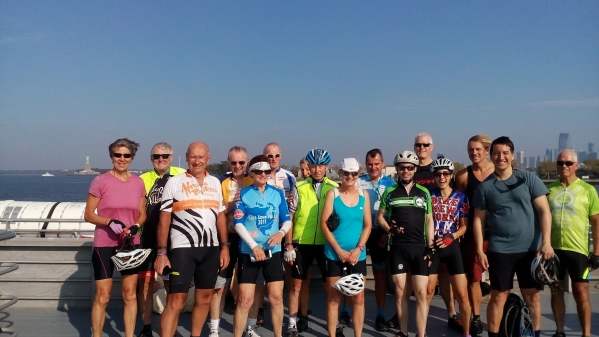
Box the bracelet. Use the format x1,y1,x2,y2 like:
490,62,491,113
157,248,167,256
220,241,230,246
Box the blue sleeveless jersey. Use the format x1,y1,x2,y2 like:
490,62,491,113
324,195,367,261
233,184,291,254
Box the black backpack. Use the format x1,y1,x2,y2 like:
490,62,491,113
499,293,534,337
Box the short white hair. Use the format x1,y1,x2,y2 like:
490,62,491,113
414,132,434,144
558,148,578,162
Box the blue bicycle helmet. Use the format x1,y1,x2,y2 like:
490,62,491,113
305,148,331,165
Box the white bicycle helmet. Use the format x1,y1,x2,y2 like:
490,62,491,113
111,247,152,271
431,157,455,172
530,255,560,287
333,273,365,296
393,150,419,166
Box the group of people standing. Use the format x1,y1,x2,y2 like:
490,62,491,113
84,133,598,337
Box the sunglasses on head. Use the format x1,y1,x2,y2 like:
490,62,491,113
342,171,359,177
152,154,171,160
556,160,575,167
397,165,415,171
112,152,132,159
230,161,246,166
434,171,451,178
415,143,431,148
252,169,272,175
267,154,281,159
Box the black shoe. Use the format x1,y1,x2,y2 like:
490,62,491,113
375,315,388,332
340,310,351,326
335,326,345,337
395,331,408,337
137,325,152,337
297,315,309,332
386,314,400,331
470,316,483,336
448,314,462,332
551,333,566,337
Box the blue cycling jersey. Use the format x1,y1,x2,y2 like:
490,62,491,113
234,184,291,254
430,188,469,239
358,174,396,225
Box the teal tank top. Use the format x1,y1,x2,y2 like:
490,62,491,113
324,194,367,261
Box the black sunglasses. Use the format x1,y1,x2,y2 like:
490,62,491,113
112,152,132,159
414,143,431,148
252,169,272,175
152,154,171,160
434,171,451,177
397,165,415,171
556,160,575,167
230,161,246,166
342,171,359,177
267,154,281,159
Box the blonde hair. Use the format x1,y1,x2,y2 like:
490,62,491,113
468,134,492,150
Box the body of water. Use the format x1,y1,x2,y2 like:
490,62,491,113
0,174,96,202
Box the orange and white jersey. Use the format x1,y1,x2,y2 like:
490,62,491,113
161,172,225,248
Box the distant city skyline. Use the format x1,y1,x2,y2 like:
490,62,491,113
1,2,598,170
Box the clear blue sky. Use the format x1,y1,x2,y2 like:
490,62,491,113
1,1,598,170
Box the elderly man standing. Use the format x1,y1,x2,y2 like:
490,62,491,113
154,141,230,337
413,132,436,190
137,142,185,337
548,149,599,337
473,136,554,337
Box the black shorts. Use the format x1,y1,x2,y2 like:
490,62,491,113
167,246,220,293
219,234,241,279
238,252,285,284
488,251,542,291
389,243,429,276
367,229,389,271
324,259,367,277
555,249,590,283
92,247,140,280
291,244,327,280
430,241,465,275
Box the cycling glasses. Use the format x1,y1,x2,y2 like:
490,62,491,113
112,153,132,159
152,154,171,160
556,160,575,167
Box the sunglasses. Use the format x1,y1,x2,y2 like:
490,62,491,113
397,165,415,171
252,169,272,175
434,171,452,178
342,171,359,177
112,152,132,159
230,161,246,166
556,160,576,167
152,154,171,160
414,143,431,148
267,154,281,159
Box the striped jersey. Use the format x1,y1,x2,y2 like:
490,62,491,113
161,172,226,248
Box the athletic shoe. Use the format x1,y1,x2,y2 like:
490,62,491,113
375,315,388,332
245,326,261,337
470,316,483,336
448,314,463,332
336,326,345,337
340,310,351,326
286,326,299,337
395,331,408,337
386,313,400,331
297,315,309,332
208,331,219,337
137,325,152,337
551,333,566,337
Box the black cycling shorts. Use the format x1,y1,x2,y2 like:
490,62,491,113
238,252,285,284
555,249,591,283
92,247,140,280
488,251,542,291
167,246,220,293
291,244,326,280
430,241,465,275
219,234,241,279
367,229,389,271
324,259,367,278
389,243,429,276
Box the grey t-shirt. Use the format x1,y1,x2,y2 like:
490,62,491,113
472,169,548,254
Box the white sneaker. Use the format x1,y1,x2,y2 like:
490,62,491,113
245,326,262,337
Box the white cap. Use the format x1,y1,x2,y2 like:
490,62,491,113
341,157,360,172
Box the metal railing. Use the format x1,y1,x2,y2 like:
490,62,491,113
0,231,17,336
0,218,94,238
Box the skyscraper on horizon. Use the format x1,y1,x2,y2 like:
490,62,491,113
558,133,570,152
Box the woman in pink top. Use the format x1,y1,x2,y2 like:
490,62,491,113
84,138,147,337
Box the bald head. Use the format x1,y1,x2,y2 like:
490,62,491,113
186,141,210,157
185,141,211,176
263,142,282,170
